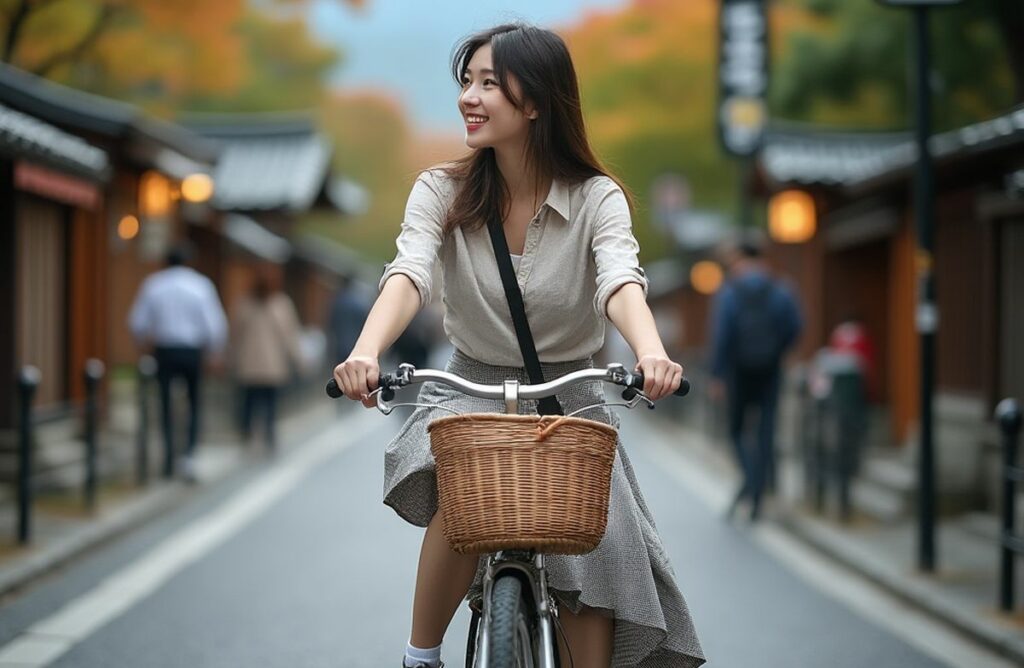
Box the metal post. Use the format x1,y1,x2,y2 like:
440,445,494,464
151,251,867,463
813,395,826,513
83,359,105,511
17,366,40,544
996,398,1022,612
912,5,938,573
137,355,157,486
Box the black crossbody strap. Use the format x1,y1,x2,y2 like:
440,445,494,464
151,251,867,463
485,214,563,416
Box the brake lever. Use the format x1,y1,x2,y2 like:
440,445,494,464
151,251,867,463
620,387,656,409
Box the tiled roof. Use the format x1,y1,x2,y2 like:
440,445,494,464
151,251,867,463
185,116,333,212
223,214,291,263
0,64,218,168
210,133,331,212
0,103,109,180
761,105,1024,189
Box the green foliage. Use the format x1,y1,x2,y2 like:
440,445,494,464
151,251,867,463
771,0,1016,130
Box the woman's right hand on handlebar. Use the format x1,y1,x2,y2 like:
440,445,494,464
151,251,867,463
333,355,380,408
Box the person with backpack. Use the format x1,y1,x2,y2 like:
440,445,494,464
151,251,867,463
709,242,802,522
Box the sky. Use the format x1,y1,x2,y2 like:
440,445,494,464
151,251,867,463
307,0,627,135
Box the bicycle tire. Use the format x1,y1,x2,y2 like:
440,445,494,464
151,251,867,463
488,574,537,668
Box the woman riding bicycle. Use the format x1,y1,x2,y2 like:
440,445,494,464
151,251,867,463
332,23,705,668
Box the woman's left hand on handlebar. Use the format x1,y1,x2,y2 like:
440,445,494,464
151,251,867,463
635,353,684,401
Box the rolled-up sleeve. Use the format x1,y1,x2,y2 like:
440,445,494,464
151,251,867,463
590,181,648,318
378,171,447,307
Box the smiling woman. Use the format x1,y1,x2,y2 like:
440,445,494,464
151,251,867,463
332,22,705,668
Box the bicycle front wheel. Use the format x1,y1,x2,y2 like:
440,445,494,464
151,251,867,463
488,574,537,668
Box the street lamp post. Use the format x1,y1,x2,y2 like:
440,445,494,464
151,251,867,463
876,0,960,573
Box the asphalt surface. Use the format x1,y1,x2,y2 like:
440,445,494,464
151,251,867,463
0,407,973,667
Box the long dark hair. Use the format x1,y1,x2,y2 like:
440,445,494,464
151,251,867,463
442,23,632,236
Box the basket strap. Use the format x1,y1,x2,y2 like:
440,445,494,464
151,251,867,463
485,211,563,416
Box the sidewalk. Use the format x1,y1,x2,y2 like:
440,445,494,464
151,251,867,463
0,388,341,599
667,417,1024,665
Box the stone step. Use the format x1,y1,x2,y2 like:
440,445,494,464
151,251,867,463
850,476,910,523
861,455,916,493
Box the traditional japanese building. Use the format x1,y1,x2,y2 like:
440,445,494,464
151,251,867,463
754,104,1024,515
184,113,368,329
0,64,220,379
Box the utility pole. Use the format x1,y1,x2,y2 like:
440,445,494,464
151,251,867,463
876,0,961,574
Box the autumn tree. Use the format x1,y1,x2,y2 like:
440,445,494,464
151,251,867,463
0,0,361,114
563,0,810,260
300,90,416,261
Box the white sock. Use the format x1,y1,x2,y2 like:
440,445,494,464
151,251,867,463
404,641,442,667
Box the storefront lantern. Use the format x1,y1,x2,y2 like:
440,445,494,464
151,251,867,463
768,189,816,243
139,170,172,217
690,260,724,295
181,173,214,203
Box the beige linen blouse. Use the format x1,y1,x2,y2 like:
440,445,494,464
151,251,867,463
379,169,648,367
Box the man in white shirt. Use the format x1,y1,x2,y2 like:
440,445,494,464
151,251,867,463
128,243,228,482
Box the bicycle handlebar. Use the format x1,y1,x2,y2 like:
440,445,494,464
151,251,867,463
325,364,690,402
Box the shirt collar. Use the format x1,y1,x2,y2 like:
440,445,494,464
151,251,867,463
541,178,570,222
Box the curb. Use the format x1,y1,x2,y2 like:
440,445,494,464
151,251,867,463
0,483,189,599
777,511,1024,666
0,402,338,600
651,415,1024,665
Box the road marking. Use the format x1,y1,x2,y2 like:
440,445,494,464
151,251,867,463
0,412,380,668
640,435,1019,668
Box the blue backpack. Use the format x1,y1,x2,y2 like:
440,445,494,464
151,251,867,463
733,280,782,372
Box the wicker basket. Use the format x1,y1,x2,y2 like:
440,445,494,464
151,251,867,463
427,413,617,555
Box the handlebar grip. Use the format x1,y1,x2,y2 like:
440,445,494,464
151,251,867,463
325,375,397,401
629,373,691,397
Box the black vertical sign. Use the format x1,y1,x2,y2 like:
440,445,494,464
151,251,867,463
717,0,769,157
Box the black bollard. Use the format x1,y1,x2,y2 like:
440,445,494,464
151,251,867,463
136,355,157,486
83,359,105,511
17,366,40,545
997,398,1022,612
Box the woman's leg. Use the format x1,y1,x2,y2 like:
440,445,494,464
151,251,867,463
409,512,480,648
556,603,614,667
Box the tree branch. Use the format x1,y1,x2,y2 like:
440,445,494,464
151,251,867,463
2,0,32,63
31,2,117,77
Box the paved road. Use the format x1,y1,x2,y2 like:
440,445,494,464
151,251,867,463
0,407,1011,667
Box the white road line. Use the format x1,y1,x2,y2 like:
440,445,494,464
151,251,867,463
0,412,380,668
640,437,1018,668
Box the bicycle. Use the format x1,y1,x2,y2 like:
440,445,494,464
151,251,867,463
327,362,689,668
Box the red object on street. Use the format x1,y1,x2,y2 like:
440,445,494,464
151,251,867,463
828,321,878,401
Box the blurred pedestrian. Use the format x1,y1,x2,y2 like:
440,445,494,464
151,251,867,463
828,314,878,402
231,267,304,453
328,274,370,366
709,242,802,521
129,243,228,483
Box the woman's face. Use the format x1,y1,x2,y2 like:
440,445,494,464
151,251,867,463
458,43,535,152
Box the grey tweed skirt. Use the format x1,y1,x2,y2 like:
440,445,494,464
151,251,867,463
383,350,706,668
